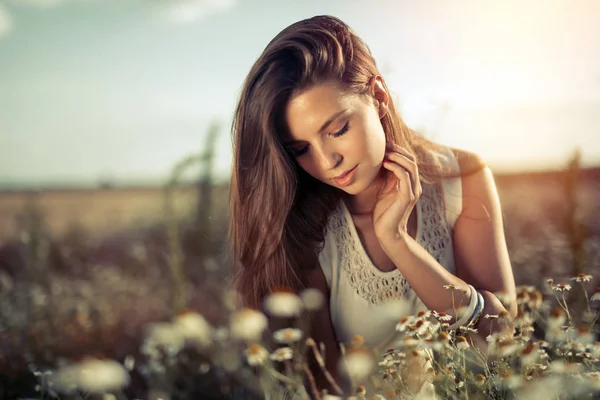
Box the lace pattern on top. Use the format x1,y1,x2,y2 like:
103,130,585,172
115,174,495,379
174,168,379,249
329,182,452,305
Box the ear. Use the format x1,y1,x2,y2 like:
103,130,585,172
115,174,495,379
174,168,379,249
368,75,389,118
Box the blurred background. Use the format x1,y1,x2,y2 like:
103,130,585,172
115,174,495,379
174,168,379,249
0,0,599,398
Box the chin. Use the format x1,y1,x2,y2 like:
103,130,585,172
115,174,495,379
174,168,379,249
341,176,371,195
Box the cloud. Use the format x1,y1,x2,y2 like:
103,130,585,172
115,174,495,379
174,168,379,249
0,4,13,38
160,0,235,24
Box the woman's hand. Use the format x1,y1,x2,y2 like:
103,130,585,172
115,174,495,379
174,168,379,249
373,142,422,246
469,290,516,357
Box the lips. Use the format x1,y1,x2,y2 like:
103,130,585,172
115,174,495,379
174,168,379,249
332,165,358,187
333,166,356,180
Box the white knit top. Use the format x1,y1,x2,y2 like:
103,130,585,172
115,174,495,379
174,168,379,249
318,145,463,347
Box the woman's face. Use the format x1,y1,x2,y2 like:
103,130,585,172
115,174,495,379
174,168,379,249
283,80,387,195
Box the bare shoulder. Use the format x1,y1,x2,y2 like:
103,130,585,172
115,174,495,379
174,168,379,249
448,147,488,177
447,147,499,219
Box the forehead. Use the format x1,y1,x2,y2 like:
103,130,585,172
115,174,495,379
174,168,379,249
284,82,358,140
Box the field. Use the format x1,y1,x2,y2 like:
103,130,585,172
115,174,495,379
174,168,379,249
0,168,599,398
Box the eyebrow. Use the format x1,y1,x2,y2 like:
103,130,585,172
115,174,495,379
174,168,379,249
284,109,347,145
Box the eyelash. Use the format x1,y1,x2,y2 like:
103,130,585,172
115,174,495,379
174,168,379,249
291,122,349,157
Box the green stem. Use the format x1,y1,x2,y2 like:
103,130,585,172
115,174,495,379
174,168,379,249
580,283,592,322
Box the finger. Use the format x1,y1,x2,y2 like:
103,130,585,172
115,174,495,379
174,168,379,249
385,152,419,199
386,143,417,162
384,155,415,198
385,150,417,173
380,168,399,195
382,161,415,202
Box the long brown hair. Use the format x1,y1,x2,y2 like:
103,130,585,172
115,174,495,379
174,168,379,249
228,15,474,309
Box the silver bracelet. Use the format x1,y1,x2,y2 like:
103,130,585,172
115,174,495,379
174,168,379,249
447,285,478,330
466,290,485,328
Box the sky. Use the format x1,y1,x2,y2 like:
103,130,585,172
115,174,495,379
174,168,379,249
0,0,599,187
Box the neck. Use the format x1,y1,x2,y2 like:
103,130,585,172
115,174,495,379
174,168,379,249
343,167,388,215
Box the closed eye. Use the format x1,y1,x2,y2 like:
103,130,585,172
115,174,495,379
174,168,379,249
332,121,349,138
287,122,350,158
289,146,308,157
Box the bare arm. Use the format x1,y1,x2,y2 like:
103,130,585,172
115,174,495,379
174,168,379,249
376,149,517,340
451,148,518,319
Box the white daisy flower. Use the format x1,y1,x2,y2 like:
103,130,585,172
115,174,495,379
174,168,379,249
499,372,523,390
547,308,566,330
401,336,419,348
590,288,600,302
475,374,486,386
173,312,213,349
273,328,303,344
433,310,452,322
51,359,130,394
263,291,303,317
455,336,470,350
409,319,433,337
377,354,395,368
571,274,593,283
340,348,375,385
496,338,521,357
230,308,268,342
270,347,294,362
535,340,550,348
519,324,535,333
245,344,269,366
576,325,595,345
526,291,543,310
422,338,444,351
519,344,539,366
395,316,414,333
545,327,567,343
519,285,537,293
436,331,451,345
552,284,571,292
300,288,324,311
549,360,583,374
515,312,535,328
143,322,185,357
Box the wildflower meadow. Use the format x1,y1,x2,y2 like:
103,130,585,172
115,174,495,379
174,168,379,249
0,148,599,400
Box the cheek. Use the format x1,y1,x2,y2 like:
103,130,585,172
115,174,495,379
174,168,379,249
353,113,386,162
363,127,386,163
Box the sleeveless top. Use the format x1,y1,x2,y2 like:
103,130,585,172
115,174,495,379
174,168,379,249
318,145,463,349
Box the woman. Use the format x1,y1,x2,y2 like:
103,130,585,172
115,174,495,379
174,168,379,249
228,15,517,397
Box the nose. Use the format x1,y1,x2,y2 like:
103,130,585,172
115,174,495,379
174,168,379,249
314,144,341,172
